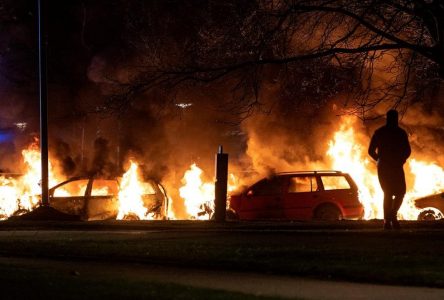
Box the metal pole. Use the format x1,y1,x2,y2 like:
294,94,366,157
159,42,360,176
214,145,228,222
38,0,49,206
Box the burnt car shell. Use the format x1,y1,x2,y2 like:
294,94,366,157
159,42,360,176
48,176,167,220
414,192,444,220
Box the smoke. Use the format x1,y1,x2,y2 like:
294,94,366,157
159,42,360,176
51,138,77,176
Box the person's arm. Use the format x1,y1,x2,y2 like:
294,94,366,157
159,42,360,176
368,132,379,162
402,131,411,162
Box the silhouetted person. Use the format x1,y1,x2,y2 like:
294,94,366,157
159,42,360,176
368,110,411,230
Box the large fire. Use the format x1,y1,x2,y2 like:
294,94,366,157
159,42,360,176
1,116,443,221
177,116,444,220
327,116,444,220
326,117,383,219
0,140,66,219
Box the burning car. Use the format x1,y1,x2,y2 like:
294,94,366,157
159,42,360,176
228,171,364,221
49,176,168,221
414,193,444,220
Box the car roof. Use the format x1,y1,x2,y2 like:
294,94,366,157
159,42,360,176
0,173,23,177
275,170,346,176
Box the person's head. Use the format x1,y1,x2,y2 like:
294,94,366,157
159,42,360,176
386,109,398,127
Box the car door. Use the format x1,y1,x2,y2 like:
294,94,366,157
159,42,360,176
283,175,320,220
85,179,120,220
49,178,90,216
239,176,285,219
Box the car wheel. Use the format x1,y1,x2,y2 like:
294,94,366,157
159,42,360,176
226,209,239,220
417,208,443,221
314,205,343,221
12,209,29,217
122,213,140,221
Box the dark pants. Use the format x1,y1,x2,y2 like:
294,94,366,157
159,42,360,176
377,163,406,221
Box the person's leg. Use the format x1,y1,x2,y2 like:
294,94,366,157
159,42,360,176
391,168,406,229
383,193,393,229
379,165,393,229
391,193,405,229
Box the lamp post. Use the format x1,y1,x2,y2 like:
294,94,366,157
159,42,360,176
38,0,49,207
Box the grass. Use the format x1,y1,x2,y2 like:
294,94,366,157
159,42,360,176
0,263,286,300
1,221,444,288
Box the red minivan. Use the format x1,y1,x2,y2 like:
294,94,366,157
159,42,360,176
229,171,364,221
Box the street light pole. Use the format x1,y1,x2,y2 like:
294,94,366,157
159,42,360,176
38,0,49,206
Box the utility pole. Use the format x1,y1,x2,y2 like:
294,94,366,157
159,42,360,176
38,0,49,206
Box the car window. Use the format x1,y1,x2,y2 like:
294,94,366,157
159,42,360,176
91,180,118,196
251,177,283,196
321,175,351,190
288,176,317,193
53,179,89,197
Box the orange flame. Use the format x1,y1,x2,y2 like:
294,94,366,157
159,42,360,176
179,163,214,219
327,116,444,220
326,117,382,218
117,160,151,220
0,140,67,219
178,163,240,219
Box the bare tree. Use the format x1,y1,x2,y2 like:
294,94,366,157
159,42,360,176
98,0,444,119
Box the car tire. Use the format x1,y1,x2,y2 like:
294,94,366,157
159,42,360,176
417,208,443,221
314,204,343,221
226,209,239,220
12,208,29,217
122,213,140,221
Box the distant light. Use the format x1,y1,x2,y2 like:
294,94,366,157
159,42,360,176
14,122,27,131
176,103,193,109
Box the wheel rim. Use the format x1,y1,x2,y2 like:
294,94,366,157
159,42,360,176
418,208,443,221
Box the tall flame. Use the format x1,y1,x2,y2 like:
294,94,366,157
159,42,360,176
327,116,444,220
179,163,214,219
117,160,150,220
326,117,382,218
0,139,67,219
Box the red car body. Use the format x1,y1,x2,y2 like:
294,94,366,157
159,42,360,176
229,171,364,221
